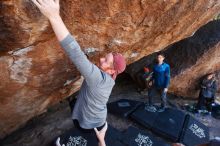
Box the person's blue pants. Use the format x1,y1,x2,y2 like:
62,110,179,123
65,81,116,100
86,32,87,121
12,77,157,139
148,86,167,107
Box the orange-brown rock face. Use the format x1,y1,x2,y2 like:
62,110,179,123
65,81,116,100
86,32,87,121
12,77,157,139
127,20,220,98
0,0,220,138
167,20,220,98
0,38,83,139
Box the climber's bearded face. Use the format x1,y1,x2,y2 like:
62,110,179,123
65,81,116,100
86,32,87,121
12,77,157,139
157,55,165,64
99,53,115,74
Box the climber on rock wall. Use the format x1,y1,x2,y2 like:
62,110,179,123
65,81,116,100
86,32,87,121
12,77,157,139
31,0,126,146
146,52,171,112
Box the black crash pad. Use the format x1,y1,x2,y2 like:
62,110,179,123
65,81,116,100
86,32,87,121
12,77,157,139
57,128,97,146
55,125,124,146
151,108,187,142
122,126,170,146
212,104,220,119
107,99,143,117
180,115,209,146
105,125,124,146
131,105,159,129
210,139,220,146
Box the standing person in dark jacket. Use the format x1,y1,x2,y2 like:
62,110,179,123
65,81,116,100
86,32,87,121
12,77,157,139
147,53,170,112
197,73,218,111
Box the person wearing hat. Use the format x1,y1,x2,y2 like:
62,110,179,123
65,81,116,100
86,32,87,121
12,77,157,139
197,73,218,112
31,0,126,145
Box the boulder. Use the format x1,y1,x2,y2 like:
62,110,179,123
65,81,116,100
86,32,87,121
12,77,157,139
127,20,220,98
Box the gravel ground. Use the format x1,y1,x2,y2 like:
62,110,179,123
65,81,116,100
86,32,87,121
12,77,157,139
1,74,220,146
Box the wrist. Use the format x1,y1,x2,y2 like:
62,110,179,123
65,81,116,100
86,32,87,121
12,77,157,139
49,14,62,23
99,141,106,146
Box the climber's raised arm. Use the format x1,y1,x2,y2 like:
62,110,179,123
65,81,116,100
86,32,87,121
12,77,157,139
32,0,68,41
31,0,104,85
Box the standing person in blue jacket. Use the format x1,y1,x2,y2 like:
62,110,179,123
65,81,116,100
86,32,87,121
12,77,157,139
147,53,171,112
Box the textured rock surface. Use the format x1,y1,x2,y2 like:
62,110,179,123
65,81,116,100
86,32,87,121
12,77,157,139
0,0,220,139
127,20,220,98
216,70,220,92
166,20,220,97
0,38,83,139
1,0,220,62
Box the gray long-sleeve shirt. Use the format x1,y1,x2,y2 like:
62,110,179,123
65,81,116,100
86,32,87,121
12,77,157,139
60,34,115,129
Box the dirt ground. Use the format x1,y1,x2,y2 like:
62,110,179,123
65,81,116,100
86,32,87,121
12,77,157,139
1,74,220,146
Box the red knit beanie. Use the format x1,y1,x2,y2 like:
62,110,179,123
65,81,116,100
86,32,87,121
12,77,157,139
112,53,126,80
